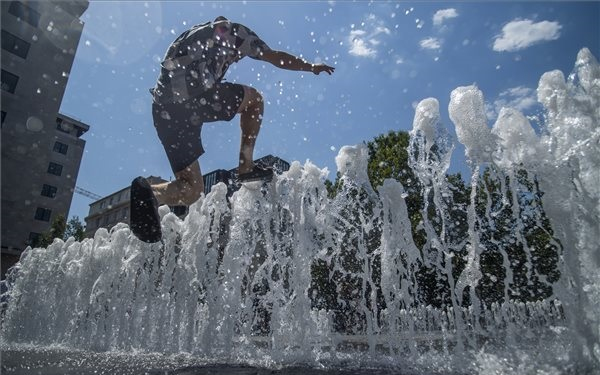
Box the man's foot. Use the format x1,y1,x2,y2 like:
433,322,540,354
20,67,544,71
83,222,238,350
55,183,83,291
130,176,162,243
237,165,274,183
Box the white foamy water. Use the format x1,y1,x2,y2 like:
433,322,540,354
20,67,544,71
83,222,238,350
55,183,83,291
2,48,598,374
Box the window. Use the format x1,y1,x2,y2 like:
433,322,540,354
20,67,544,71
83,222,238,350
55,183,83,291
53,141,68,155
47,162,63,176
41,184,57,198
9,1,41,28
34,207,51,222
1,69,19,94
1,30,31,59
1,111,6,127
122,207,129,219
95,218,100,228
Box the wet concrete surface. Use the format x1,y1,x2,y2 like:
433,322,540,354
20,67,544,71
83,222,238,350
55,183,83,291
1,346,404,375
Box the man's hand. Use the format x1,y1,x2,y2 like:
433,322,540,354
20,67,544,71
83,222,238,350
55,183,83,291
311,63,335,75
261,50,335,75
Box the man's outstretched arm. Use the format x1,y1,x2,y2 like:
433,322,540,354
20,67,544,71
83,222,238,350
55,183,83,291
260,50,335,75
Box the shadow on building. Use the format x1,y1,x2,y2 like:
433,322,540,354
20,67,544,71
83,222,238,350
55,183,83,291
1,1,91,279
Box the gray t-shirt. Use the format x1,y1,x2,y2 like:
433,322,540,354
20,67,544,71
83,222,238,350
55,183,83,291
152,21,271,102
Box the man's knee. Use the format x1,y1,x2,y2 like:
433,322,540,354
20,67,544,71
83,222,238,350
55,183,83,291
246,86,263,104
239,86,263,113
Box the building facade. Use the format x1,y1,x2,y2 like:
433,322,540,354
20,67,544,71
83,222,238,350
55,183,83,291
1,1,90,277
84,176,167,238
84,155,290,237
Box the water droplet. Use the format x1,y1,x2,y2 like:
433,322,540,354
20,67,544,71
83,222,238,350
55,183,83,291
26,116,43,132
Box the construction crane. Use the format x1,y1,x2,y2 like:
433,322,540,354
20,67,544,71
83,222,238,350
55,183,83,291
75,186,102,200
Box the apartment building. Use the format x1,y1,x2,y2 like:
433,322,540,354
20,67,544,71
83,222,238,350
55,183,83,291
84,176,167,238
1,0,90,277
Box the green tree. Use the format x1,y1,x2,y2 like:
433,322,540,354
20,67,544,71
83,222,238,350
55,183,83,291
64,216,86,242
324,172,342,199
325,131,416,197
311,177,384,333
323,131,448,308
35,214,67,248
326,131,423,238
321,129,562,311
473,166,561,306
364,131,426,248
366,131,414,190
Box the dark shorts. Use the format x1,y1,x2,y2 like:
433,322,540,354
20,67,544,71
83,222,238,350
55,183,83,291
152,82,245,173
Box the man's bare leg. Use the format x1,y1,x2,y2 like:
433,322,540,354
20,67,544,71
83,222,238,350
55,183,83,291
151,160,204,206
237,86,264,174
147,85,263,205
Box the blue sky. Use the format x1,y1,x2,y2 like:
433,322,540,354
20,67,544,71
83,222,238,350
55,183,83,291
60,1,599,222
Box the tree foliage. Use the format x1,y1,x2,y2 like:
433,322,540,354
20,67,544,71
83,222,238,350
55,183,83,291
474,166,561,305
366,131,414,189
64,216,86,242
34,214,67,248
33,215,86,248
320,130,562,310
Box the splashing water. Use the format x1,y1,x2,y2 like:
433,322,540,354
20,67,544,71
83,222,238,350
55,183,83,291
2,48,598,374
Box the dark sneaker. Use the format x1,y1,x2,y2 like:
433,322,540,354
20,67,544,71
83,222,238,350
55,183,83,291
237,165,274,183
130,176,162,243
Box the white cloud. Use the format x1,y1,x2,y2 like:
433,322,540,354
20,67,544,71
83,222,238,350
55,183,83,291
420,37,442,50
374,26,391,35
493,19,562,52
349,31,377,57
486,86,538,119
347,15,391,58
433,8,458,26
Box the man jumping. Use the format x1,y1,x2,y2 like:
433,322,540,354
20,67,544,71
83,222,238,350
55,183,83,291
131,16,335,243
